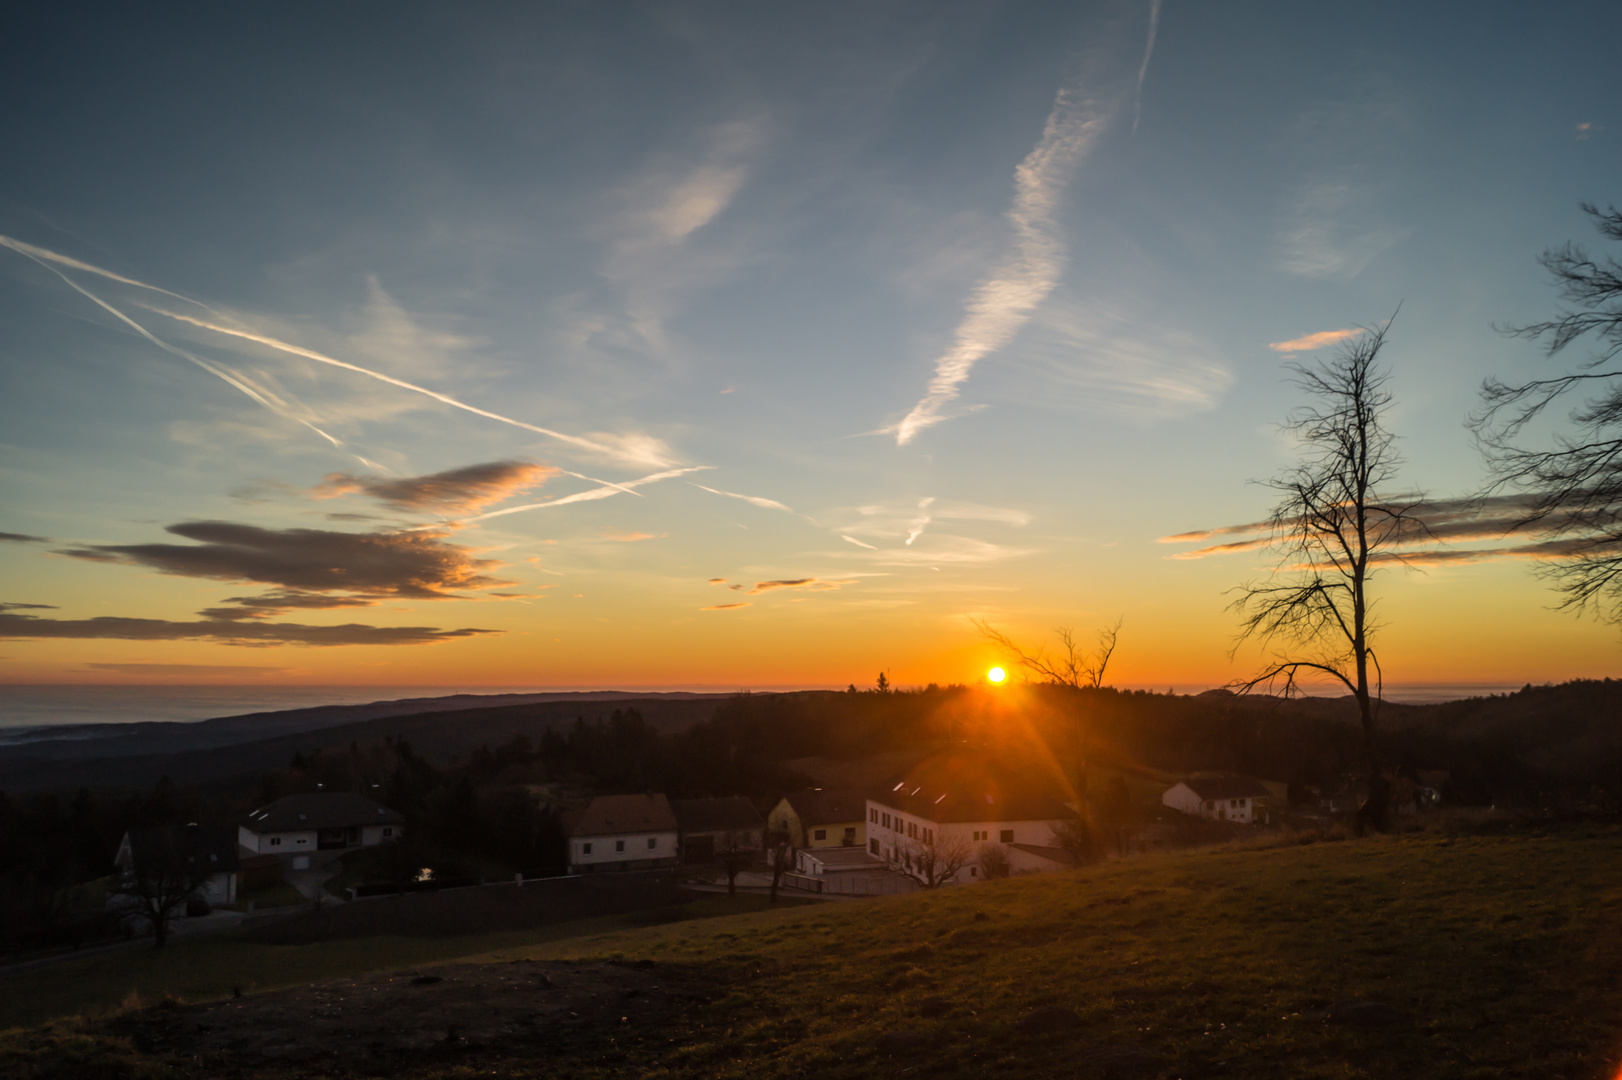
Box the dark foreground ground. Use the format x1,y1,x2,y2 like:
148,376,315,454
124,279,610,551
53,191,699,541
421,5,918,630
6,822,1622,1079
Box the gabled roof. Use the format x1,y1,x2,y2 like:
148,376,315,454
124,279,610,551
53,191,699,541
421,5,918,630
120,823,240,874
670,796,763,833
868,755,1079,825
242,792,404,833
1173,776,1272,801
567,793,679,837
780,788,867,826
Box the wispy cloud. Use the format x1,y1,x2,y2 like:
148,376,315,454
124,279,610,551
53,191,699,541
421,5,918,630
894,85,1112,444
315,461,558,515
0,532,49,544
1131,0,1163,136
691,483,797,514
0,235,204,308
1159,494,1609,566
85,662,289,675
842,535,877,550
1267,328,1363,353
601,530,664,542
2,240,362,458
150,307,675,470
0,609,495,647
455,466,711,524
905,497,935,545
745,577,856,596
700,602,751,611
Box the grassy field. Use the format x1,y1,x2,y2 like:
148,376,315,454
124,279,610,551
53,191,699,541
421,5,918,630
6,825,1622,1078
0,892,804,1030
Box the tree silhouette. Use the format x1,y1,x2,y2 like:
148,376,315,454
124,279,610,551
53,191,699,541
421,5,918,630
974,619,1122,689
1231,318,1411,831
1475,202,1622,621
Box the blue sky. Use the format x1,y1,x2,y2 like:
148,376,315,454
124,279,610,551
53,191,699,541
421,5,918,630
1,2,1618,688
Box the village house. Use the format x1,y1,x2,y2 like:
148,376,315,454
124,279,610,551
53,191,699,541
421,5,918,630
114,822,240,907
866,756,1080,885
766,788,867,849
238,791,405,870
565,793,681,873
670,796,764,863
1162,777,1271,823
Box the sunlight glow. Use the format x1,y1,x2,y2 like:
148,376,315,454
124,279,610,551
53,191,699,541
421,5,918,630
987,666,1007,684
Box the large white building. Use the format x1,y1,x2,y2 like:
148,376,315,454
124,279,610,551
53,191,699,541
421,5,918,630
565,793,681,873
239,792,405,870
865,755,1080,885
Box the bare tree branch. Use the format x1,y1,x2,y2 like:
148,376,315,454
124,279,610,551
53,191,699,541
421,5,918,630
1473,203,1622,621
1230,313,1404,831
974,618,1123,689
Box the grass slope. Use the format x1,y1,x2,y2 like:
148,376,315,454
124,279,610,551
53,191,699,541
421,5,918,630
8,827,1622,1078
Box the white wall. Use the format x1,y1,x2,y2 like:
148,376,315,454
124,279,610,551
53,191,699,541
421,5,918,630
570,831,678,867
238,826,318,854
1161,784,1255,823
864,799,1069,884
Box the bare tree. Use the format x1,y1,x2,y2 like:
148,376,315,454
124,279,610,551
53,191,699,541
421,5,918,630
898,830,974,889
766,836,795,904
715,829,755,898
974,618,1122,688
1230,317,1410,832
976,843,1011,880
1474,202,1622,621
110,830,215,949
1048,816,1103,865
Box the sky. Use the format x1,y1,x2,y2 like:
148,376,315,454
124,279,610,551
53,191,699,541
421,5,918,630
0,1,1618,692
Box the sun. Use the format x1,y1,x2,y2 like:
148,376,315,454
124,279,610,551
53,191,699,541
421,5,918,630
987,666,1007,684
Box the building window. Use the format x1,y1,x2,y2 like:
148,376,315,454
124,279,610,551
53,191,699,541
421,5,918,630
270,837,281,847
1000,829,1014,843
870,839,880,855
647,837,657,850
814,829,827,841
583,842,592,855
882,813,890,829
844,827,856,840
382,827,393,838
297,838,307,845
870,808,878,823
970,867,978,877
615,840,625,853
909,823,917,839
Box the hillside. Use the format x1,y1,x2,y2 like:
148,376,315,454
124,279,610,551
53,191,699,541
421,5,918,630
5,823,1621,1078
0,694,728,791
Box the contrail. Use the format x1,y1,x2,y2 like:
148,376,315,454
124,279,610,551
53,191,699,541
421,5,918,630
690,483,797,514
842,535,877,550
149,308,670,471
1,235,671,474
1131,0,1163,136
453,466,713,525
894,85,1111,445
0,235,206,308
3,242,357,455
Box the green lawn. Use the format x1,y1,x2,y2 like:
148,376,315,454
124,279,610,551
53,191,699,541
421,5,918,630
7,826,1622,1078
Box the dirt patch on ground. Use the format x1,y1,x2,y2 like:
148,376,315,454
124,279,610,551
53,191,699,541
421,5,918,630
244,873,701,943
105,957,720,1075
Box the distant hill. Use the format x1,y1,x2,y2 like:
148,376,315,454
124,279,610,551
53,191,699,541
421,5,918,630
0,692,729,791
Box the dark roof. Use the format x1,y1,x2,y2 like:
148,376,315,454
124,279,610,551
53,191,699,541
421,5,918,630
868,756,1079,825
242,792,404,833
566,793,679,837
121,823,240,873
670,796,763,833
781,788,868,826
1174,777,1272,800
1007,843,1079,866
